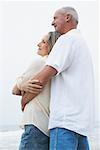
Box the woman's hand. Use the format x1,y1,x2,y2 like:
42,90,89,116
21,92,39,111
21,97,26,111
12,84,21,95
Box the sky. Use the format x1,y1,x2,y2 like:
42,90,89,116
0,0,99,127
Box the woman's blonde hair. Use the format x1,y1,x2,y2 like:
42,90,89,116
47,31,61,54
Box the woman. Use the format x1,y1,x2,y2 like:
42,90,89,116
12,31,61,150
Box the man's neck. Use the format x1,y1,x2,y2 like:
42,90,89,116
62,23,77,35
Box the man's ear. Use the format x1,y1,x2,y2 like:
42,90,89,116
65,14,72,22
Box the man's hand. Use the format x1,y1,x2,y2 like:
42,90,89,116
21,79,43,94
21,66,57,95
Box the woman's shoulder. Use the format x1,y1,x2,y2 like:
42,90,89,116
32,54,47,63
28,54,47,71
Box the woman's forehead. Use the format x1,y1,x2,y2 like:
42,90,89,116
42,34,49,41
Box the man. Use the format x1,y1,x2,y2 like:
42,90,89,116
21,7,94,150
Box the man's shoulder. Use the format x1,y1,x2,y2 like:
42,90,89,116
66,29,83,42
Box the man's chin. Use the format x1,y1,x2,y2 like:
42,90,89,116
55,27,59,32
55,27,57,31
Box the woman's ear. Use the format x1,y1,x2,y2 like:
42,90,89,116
65,14,72,22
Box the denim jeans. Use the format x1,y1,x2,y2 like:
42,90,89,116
19,124,49,150
50,128,89,150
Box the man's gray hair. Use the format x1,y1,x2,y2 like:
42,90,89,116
60,7,78,24
47,31,61,53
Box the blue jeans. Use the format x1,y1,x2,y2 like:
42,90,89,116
50,128,89,150
19,124,49,150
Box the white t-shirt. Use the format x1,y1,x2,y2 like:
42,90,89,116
46,29,94,136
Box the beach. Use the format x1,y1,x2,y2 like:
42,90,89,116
0,130,23,150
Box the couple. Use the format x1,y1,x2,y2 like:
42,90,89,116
12,6,94,150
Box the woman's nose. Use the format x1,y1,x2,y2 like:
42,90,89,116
37,42,40,47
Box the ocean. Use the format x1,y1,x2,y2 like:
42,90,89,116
0,125,23,150
0,125,100,150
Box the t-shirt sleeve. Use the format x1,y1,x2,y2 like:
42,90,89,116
46,35,75,75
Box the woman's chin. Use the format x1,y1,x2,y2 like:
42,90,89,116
37,52,42,56
37,51,40,55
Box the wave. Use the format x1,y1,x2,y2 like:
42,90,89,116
0,124,21,132
0,130,23,150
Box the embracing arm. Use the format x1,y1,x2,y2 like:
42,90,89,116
20,65,57,110
34,65,57,85
22,65,57,93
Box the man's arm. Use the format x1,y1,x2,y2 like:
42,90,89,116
35,65,57,85
21,65,57,93
20,65,57,110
